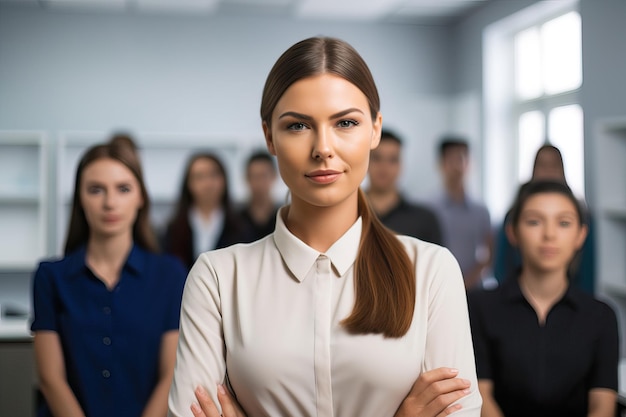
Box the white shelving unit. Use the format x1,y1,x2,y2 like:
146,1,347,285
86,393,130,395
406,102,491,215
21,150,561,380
594,117,626,355
0,131,48,271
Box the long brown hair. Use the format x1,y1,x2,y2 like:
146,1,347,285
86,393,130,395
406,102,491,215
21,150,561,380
261,37,415,338
165,152,243,268
64,136,158,255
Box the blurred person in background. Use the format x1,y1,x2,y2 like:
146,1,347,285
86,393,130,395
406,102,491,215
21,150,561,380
238,150,280,242
429,136,492,290
492,144,595,294
31,135,187,417
366,129,442,245
469,180,617,417
164,152,250,270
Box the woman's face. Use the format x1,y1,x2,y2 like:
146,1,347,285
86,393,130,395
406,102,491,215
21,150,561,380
508,192,587,275
187,157,225,208
80,158,143,240
246,159,276,200
263,73,381,210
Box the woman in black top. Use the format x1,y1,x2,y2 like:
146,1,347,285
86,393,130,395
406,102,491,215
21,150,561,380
164,152,250,270
469,180,618,417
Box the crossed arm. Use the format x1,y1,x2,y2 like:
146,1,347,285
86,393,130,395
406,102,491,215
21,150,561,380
189,367,473,417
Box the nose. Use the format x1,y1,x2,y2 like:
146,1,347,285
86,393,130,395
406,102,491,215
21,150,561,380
311,127,334,160
543,221,556,240
103,190,115,209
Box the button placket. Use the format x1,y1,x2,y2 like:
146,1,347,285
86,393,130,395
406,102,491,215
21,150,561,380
314,255,334,416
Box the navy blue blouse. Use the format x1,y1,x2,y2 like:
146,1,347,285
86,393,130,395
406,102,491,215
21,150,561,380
31,245,187,417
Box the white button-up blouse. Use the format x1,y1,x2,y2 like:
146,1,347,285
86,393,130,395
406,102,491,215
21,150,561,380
168,208,482,417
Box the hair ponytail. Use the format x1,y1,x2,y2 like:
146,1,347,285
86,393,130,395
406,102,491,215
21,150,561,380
340,189,416,338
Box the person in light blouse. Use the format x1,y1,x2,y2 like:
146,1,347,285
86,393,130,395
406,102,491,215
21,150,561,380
167,36,482,417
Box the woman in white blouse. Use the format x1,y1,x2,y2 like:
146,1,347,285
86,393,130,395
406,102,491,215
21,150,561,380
168,37,482,417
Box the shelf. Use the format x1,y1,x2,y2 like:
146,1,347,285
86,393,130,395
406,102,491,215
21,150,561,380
605,208,626,221
0,195,40,205
602,283,626,299
0,262,39,273
601,118,626,136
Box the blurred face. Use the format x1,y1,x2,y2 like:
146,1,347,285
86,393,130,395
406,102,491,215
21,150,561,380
80,158,143,240
264,73,381,209
533,149,565,181
507,192,587,275
187,158,225,208
440,146,468,185
368,139,401,193
246,160,276,199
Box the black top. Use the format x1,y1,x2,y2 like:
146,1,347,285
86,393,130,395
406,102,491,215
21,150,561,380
467,276,619,417
238,204,280,243
377,197,442,245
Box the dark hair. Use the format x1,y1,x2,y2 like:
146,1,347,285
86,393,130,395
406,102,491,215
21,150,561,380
260,36,415,338
166,152,242,268
379,129,403,146
246,150,276,172
532,144,565,180
64,136,158,255
509,180,585,228
438,135,469,159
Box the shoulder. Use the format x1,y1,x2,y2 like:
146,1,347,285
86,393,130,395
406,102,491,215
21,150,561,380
196,235,275,273
400,199,439,219
34,251,80,277
572,288,618,320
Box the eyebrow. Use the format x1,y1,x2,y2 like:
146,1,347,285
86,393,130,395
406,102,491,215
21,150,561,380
278,108,364,120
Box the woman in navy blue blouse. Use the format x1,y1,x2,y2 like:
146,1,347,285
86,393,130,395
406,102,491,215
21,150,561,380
31,135,187,417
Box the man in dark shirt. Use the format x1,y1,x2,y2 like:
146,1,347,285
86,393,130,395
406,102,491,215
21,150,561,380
366,129,442,244
467,275,618,417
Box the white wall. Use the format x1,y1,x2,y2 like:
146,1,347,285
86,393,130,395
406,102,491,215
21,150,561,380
0,4,463,306
0,5,459,204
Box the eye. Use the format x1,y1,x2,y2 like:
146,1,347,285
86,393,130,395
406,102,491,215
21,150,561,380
337,119,358,128
524,219,540,226
119,185,132,193
287,122,308,131
87,186,103,194
559,220,572,227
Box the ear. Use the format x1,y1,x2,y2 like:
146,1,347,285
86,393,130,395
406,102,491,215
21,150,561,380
370,112,382,150
574,224,588,250
505,222,518,247
263,121,276,156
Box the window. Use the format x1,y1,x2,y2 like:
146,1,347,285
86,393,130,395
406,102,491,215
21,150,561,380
514,11,583,197
484,1,583,221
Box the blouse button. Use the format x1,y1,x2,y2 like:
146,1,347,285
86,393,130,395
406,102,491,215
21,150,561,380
103,306,111,314
102,370,111,378
103,337,111,346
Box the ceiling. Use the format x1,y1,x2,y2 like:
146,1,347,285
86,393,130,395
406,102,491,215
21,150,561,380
0,0,488,23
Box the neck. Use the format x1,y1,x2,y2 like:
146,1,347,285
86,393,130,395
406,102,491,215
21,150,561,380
366,188,399,216
445,182,465,202
250,194,274,209
86,232,133,289
87,233,133,264
248,196,275,224
285,192,359,252
195,202,219,219
518,265,568,323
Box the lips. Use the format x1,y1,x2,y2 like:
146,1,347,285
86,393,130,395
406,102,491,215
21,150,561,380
539,247,559,256
305,169,342,184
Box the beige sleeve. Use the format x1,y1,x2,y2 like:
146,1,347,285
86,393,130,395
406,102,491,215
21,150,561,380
422,247,483,416
168,253,226,417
